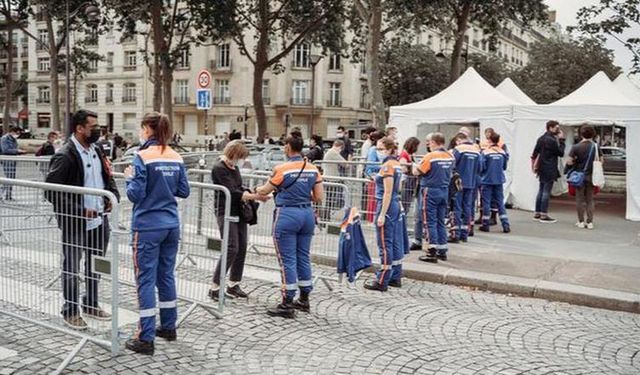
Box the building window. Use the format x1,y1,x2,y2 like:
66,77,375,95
37,57,50,72
106,83,114,103
88,58,98,73
360,85,370,109
124,51,137,71
85,84,98,103
177,48,190,69
217,44,230,68
176,79,189,104
328,53,341,71
123,83,136,103
293,42,310,68
328,82,341,107
37,113,51,128
37,86,50,104
214,79,230,104
106,52,114,72
37,29,47,50
262,79,270,105
292,80,310,105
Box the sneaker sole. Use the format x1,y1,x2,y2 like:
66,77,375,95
62,320,88,331
539,220,557,223
83,314,112,321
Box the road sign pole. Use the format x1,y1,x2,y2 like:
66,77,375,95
204,109,208,136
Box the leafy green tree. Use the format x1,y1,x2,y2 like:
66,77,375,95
429,0,548,83
193,0,346,138
467,53,508,86
379,40,449,106
511,37,622,104
106,0,215,119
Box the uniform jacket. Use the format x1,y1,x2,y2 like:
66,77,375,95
481,146,508,185
337,208,372,282
374,157,402,200
452,141,482,189
45,140,120,230
531,131,566,182
126,139,190,231
269,155,322,206
417,148,454,188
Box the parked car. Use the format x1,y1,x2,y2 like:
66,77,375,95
600,146,626,174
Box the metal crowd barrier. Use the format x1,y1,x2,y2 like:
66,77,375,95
0,178,122,374
0,155,51,183
111,172,233,322
187,169,348,290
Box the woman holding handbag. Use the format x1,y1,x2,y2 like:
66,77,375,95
209,140,270,300
566,125,603,229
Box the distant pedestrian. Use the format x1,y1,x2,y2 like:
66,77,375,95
479,133,510,233
35,131,58,157
0,125,26,200
45,110,119,330
364,131,386,221
565,125,601,230
531,120,566,223
306,135,324,163
124,112,190,355
410,132,433,250
336,126,353,161
398,137,420,219
321,140,347,221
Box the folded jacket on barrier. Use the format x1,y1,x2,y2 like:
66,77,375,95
337,207,372,282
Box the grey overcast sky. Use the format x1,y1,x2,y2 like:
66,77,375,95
544,0,638,73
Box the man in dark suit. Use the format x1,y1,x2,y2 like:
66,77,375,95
531,120,566,223
45,110,120,330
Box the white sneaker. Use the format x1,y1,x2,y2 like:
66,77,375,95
575,222,585,229
586,222,594,230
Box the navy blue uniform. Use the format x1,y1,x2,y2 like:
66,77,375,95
417,148,454,255
374,157,407,287
452,142,482,240
337,208,372,282
269,155,322,299
480,146,510,230
126,139,190,342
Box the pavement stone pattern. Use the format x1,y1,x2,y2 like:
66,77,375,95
1,264,639,375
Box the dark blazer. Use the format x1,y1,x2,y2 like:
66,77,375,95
45,140,120,230
532,131,566,183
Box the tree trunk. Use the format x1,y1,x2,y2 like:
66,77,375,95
449,2,472,82
150,0,164,112
252,64,267,139
46,14,61,132
162,62,173,120
367,0,386,127
3,7,14,133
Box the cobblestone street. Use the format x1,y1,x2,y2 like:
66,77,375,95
1,263,639,375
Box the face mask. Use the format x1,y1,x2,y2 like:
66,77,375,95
376,151,386,160
139,137,147,146
336,132,343,138
87,128,101,144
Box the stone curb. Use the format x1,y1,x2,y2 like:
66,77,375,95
311,253,640,314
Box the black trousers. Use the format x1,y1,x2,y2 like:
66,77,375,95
61,217,110,317
213,215,248,285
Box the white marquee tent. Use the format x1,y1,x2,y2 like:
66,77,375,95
511,71,640,220
496,78,537,105
389,67,519,197
613,74,640,103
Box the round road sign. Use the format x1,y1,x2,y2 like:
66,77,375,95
197,69,212,89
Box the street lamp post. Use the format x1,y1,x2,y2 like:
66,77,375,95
243,103,252,139
309,54,323,137
65,1,100,135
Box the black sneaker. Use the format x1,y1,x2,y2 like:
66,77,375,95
539,216,557,223
267,300,297,319
479,226,490,232
388,279,402,288
533,213,541,220
208,289,235,301
226,284,248,298
364,280,388,292
503,226,511,233
156,328,176,342
447,237,460,244
126,338,154,355
468,227,474,237
292,299,310,313
436,254,448,261
409,242,422,251
419,248,438,263
474,218,483,225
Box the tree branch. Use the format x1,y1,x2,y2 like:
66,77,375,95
354,0,370,21
166,0,179,51
233,33,256,65
267,13,328,66
0,12,49,52
268,0,292,27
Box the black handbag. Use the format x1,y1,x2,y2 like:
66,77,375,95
241,189,259,225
